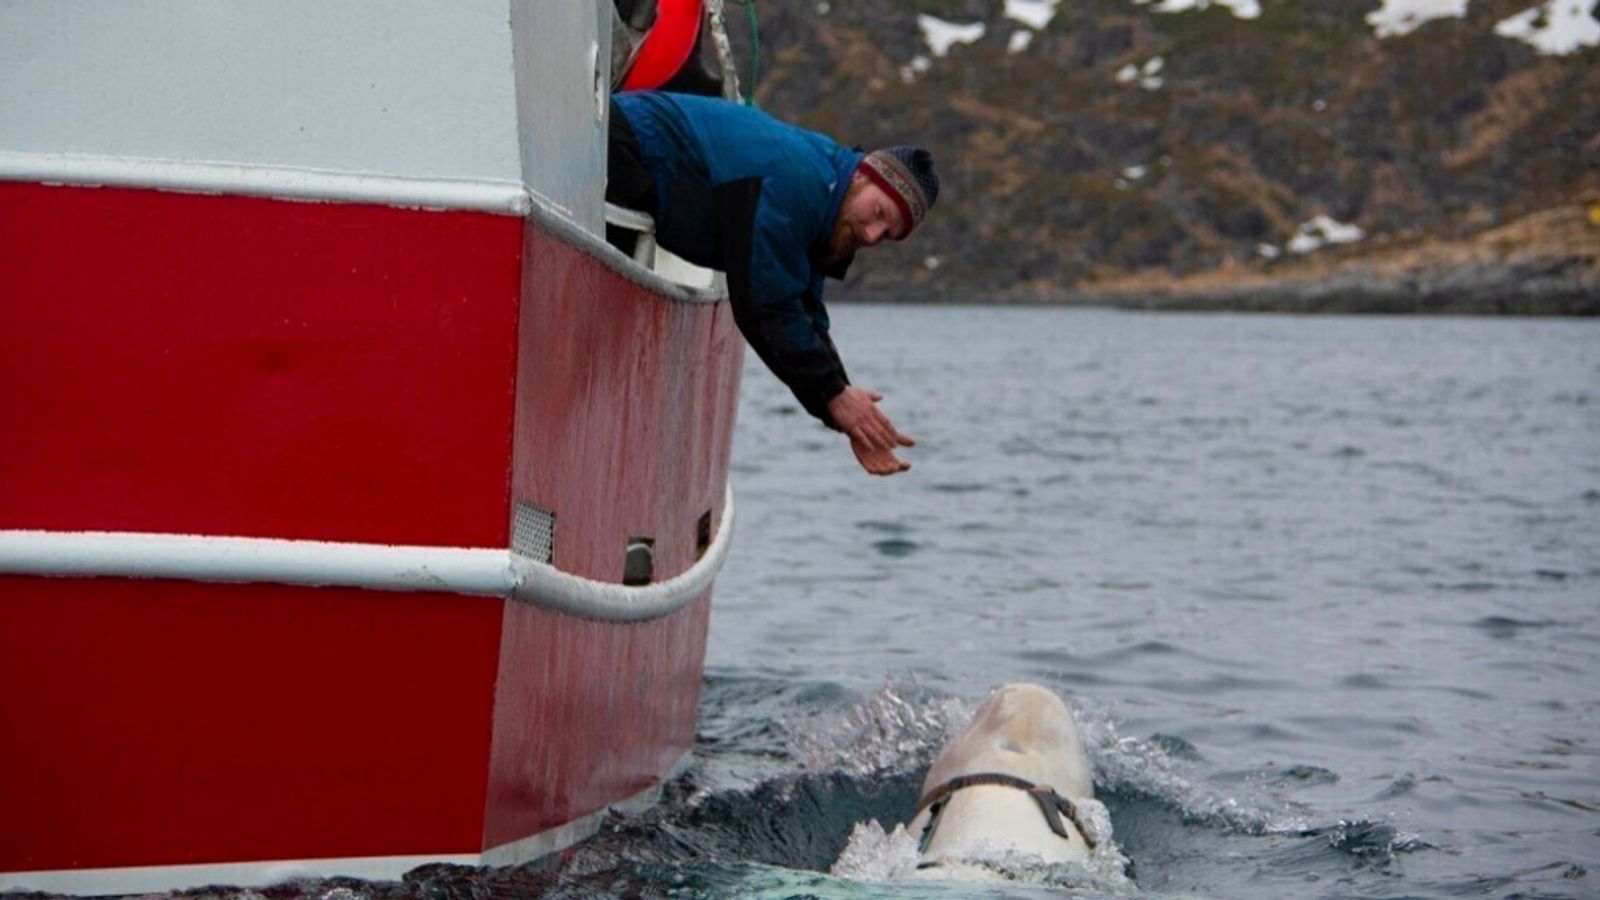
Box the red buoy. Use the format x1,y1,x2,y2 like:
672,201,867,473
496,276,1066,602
621,0,705,91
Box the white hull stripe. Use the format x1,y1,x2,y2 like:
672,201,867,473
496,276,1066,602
0,151,728,306
0,150,533,216
0,489,733,623
0,755,683,894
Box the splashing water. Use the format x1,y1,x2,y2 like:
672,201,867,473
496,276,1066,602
831,815,1136,892
831,819,923,881
790,675,972,776
1073,699,1309,836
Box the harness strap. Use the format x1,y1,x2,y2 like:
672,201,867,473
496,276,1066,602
913,772,1097,851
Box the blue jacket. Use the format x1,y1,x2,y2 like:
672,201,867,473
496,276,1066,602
612,91,865,426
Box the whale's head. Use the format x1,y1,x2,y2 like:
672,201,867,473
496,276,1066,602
922,682,1092,802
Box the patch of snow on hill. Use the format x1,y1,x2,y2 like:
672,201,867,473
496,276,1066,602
1116,56,1165,90
1134,0,1261,20
1366,0,1468,37
1495,1,1600,55
1006,0,1060,30
899,54,932,84
1289,216,1366,254
917,15,986,57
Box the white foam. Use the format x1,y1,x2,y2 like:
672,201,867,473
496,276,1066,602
790,677,969,776
1009,29,1036,53
829,820,921,881
1072,699,1307,836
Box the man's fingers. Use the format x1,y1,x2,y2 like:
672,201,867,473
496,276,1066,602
866,407,906,447
833,387,912,472
868,457,909,475
879,454,911,475
830,387,904,447
869,418,914,450
847,412,895,451
850,439,910,476
866,422,896,450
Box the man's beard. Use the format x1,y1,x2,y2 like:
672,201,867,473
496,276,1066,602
817,218,859,268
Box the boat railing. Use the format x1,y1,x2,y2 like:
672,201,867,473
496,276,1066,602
603,201,719,291
605,201,660,266
0,488,734,624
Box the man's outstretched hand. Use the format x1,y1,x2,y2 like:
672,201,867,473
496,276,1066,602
826,385,915,476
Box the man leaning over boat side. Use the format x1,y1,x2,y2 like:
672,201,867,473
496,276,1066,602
606,90,939,476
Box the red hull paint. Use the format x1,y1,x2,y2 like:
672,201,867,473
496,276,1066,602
0,576,504,871
483,594,713,849
0,181,741,880
0,182,523,547
479,227,742,848
511,226,744,583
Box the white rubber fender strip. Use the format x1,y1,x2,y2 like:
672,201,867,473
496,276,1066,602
509,484,735,622
0,487,734,623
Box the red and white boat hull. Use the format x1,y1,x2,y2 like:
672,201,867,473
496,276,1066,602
0,166,741,893
3,3,749,886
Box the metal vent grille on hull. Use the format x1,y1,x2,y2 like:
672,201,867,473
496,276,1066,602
512,502,556,564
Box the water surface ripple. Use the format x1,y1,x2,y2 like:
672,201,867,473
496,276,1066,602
701,307,1600,898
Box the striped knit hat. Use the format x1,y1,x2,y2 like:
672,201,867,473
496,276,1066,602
859,146,939,237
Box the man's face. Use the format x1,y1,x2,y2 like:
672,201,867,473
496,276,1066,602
822,173,909,265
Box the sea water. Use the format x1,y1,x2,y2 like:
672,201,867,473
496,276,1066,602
120,306,1600,899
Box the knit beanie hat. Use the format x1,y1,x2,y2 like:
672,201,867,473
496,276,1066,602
859,146,939,237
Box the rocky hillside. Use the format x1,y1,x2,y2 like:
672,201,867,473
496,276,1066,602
723,0,1600,309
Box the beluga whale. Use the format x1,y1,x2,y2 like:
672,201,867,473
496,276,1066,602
833,681,1120,885
905,682,1102,880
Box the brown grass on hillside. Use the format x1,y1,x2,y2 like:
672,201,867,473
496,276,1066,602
1079,203,1600,296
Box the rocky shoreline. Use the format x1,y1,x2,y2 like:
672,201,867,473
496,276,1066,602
1069,258,1600,316
845,206,1600,316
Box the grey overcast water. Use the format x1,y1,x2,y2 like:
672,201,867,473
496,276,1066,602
111,306,1600,900
672,305,1600,899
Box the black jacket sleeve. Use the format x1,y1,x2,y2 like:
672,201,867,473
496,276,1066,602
714,177,849,428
